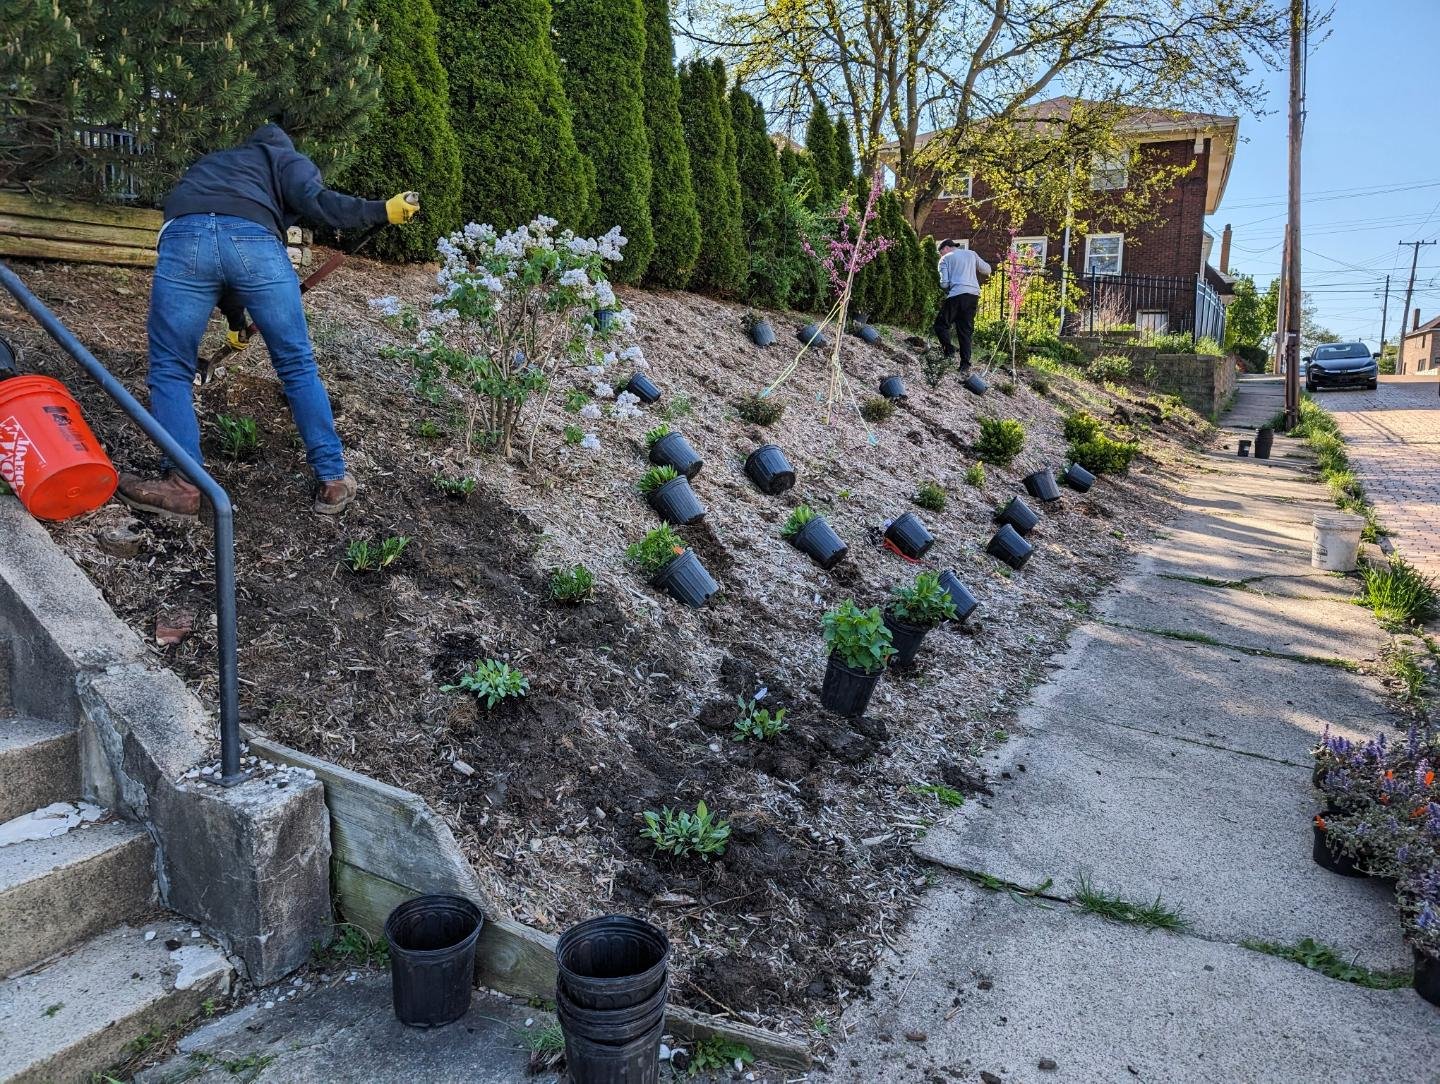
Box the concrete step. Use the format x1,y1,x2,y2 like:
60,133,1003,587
0,918,233,1084
0,717,80,823
0,819,155,976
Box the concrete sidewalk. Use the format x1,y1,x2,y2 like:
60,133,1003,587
842,379,1438,1083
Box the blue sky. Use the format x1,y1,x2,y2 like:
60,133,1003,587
1213,0,1440,346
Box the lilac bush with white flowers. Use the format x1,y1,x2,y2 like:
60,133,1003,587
384,216,640,459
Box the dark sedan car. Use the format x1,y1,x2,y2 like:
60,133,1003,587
1305,342,1379,391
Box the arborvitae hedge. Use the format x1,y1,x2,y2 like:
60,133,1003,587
731,86,788,306
436,0,594,230
919,235,942,324
639,0,700,287
337,0,461,259
554,0,654,282
833,116,855,192
677,58,744,293
804,102,836,203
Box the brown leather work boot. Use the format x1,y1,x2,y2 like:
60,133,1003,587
313,473,357,516
117,472,201,521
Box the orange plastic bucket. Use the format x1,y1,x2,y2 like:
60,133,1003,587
0,375,118,521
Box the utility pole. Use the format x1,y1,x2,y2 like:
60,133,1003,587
1283,0,1304,429
1379,274,1390,356
1395,240,1435,375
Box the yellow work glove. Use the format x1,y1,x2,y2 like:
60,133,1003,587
226,327,250,351
386,191,421,225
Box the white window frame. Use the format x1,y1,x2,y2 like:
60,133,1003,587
1010,236,1048,266
1084,233,1125,276
1091,150,1130,191
946,239,969,250
939,174,973,200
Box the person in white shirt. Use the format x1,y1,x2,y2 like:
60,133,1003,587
934,239,992,370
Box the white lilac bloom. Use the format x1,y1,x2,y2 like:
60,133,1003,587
585,364,605,376
592,381,615,399
579,403,602,420
615,390,641,409
620,345,646,368
601,352,618,367
596,227,628,262
368,296,402,317
535,215,559,231
580,433,601,451
594,281,616,309
616,309,636,332
560,268,589,289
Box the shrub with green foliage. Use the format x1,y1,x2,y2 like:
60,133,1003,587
964,463,986,487
626,524,685,576
337,0,461,260
639,0,700,287
1063,411,1104,444
732,87,794,307
553,0,654,282
913,480,946,512
860,396,895,423
823,600,895,674
678,58,745,293
1070,434,1139,474
1086,353,1132,383
441,658,530,707
641,801,730,859
736,393,783,425
437,0,594,229
832,115,855,191
549,564,595,602
804,102,837,202
890,571,959,628
975,417,1026,466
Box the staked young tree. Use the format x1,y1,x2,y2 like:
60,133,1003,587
678,58,744,293
554,0,655,282
639,0,700,287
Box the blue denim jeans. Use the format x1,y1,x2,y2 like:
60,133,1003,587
147,213,347,481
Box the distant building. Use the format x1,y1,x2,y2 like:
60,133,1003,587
1399,312,1440,374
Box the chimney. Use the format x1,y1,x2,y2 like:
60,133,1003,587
1415,308,1422,331
1219,224,1232,275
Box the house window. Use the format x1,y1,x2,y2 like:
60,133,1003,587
1010,236,1047,267
1137,310,1169,335
1084,233,1124,276
1091,150,1129,191
939,175,973,200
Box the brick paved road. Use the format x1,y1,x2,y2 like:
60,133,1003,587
1323,375,1440,576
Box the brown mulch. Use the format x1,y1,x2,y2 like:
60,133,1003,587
0,254,1211,1045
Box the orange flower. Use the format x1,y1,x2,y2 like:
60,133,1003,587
1380,794,1391,805
1426,770,1435,787
1384,770,1395,781
1314,814,1327,831
1414,807,1428,819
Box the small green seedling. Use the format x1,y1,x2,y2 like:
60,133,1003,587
964,463,986,488
441,659,530,708
564,388,590,412
549,564,595,603
640,800,730,860
734,696,788,741
42,1002,63,1018
346,536,410,573
638,464,679,495
780,504,816,540
415,419,444,438
913,480,946,512
215,414,259,461
663,394,693,419
911,782,965,808
433,473,476,500
688,1038,755,1076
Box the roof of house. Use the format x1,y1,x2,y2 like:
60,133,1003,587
880,96,1240,214
1402,314,1440,338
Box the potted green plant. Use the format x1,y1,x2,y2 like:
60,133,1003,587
626,524,718,608
884,572,959,668
781,504,848,569
820,600,895,717
1398,869,1440,1006
645,423,703,479
639,464,705,525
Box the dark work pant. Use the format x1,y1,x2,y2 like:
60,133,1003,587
934,292,979,367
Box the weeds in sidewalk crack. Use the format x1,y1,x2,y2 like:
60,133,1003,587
1073,875,1189,931
1241,937,1410,989
1117,623,1362,672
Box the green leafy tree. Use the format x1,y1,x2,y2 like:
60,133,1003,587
678,58,744,293
554,0,655,282
804,101,836,203
639,0,700,287
731,86,790,306
336,0,462,259
918,234,942,324
1224,273,1265,349
437,0,595,229
1,0,86,191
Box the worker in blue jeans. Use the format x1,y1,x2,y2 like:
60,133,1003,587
118,124,419,519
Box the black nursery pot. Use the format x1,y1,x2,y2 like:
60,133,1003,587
938,569,979,622
1311,821,1368,879
855,323,882,346
646,476,705,526
749,319,776,348
1415,949,1440,1008
884,512,935,558
797,323,830,349
1237,439,1252,458
879,375,907,400
561,1019,664,1084
594,308,616,331
1061,462,1096,493
1022,468,1062,504
790,515,849,570
995,496,1041,536
820,655,884,717
1254,426,1275,460
987,523,1034,569
650,549,719,608
556,915,671,1012
384,894,485,1028
963,372,989,396
884,612,931,668
624,372,662,404
648,431,703,479
745,444,796,495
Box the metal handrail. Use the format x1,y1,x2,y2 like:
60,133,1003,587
0,261,245,786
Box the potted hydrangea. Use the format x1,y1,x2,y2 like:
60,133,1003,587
820,601,895,717
884,572,959,668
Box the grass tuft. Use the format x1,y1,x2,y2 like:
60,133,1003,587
1073,875,1189,931
1359,556,1440,629
1242,937,1411,989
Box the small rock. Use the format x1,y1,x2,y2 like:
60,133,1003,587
525,1017,534,1028
190,930,201,938
291,977,303,986
155,610,196,646
144,931,157,941
452,759,476,778
659,1044,672,1061
96,524,145,558
905,1030,928,1043
1039,1058,1058,1072
977,979,993,991
529,838,543,853
981,1073,1003,1084
264,1001,276,1009
164,939,182,951
592,806,607,821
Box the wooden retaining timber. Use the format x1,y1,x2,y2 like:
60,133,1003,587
0,191,161,267
244,733,812,1071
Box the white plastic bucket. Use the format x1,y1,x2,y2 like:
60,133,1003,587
1312,511,1365,572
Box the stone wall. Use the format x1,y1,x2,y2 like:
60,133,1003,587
1066,336,1238,417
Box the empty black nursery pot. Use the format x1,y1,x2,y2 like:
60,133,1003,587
883,612,930,668
879,375,907,400
963,372,988,395
987,523,1034,569
745,443,796,495
646,476,705,526
995,496,1041,536
1022,468,1062,503
790,515,849,570
384,894,485,1028
650,549,719,608
854,323,882,346
749,319,776,347
561,1018,665,1084
1254,425,1275,459
1237,439,1252,457
884,512,935,558
648,431,703,479
1311,820,1367,879
797,323,830,349
624,372,662,404
1061,463,1096,492
938,570,979,622
820,655,884,717
556,915,671,1011
556,981,669,1046
1415,950,1440,1008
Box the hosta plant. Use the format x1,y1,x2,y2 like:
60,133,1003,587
215,414,260,461
640,800,731,860
638,465,680,495
441,659,530,708
890,571,959,628
346,536,409,573
780,504,817,540
625,524,685,577
433,474,476,500
823,600,895,674
734,696,789,741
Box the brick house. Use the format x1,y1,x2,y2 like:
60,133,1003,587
1399,313,1440,374
882,98,1239,340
